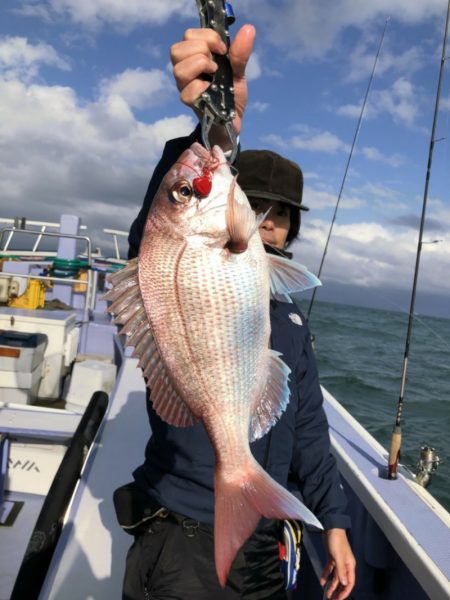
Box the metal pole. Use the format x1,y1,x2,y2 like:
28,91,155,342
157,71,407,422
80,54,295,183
306,18,389,321
388,0,450,479
113,234,120,261
32,225,47,253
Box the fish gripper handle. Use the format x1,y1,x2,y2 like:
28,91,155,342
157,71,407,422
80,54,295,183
195,0,237,162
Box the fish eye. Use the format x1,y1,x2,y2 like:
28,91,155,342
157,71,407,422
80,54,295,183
170,180,193,204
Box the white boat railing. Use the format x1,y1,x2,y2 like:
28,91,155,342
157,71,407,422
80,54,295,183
0,227,95,321
0,218,87,254
102,228,128,262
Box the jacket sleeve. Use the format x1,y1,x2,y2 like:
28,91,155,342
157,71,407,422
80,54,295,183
128,125,203,259
290,323,351,530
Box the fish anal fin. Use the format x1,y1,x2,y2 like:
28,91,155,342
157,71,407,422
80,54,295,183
249,350,291,442
129,327,197,428
268,254,321,299
150,378,198,427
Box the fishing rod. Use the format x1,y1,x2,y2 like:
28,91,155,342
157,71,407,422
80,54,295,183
306,18,389,321
388,0,450,480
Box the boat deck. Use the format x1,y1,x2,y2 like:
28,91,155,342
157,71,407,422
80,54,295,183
0,492,46,600
32,359,450,599
323,387,450,599
39,349,149,599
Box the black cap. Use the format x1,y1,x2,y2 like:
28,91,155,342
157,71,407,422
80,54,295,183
234,149,309,211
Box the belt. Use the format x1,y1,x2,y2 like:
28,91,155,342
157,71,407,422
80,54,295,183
131,508,203,538
134,510,280,541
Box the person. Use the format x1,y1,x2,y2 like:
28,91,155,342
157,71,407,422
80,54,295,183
119,24,356,600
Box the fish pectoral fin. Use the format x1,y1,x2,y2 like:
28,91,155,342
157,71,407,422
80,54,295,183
104,257,197,428
249,350,291,442
268,254,321,301
225,178,258,253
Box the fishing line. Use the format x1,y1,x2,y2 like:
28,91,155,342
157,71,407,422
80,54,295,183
439,78,450,179
388,0,450,480
306,17,390,322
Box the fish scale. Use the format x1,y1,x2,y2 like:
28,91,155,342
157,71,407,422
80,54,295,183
178,244,267,412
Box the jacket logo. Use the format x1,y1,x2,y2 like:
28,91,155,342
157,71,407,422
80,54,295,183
289,313,303,326
9,459,40,472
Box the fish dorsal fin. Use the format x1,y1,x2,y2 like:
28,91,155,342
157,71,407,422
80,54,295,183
104,259,198,428
249,350,291,442
268,254,321,302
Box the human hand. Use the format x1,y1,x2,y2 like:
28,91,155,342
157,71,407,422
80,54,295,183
170,24,256,143
320,529,356,599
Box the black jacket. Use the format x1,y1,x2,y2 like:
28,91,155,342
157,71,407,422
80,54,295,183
128,128,350,531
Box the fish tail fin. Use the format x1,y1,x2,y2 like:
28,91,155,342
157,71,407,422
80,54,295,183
214,458,322,587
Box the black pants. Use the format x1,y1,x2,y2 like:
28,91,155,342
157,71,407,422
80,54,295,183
122,514,287,600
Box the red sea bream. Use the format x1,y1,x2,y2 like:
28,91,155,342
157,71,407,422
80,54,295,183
104,143,323,585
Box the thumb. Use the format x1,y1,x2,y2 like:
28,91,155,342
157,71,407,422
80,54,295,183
229,24,256,79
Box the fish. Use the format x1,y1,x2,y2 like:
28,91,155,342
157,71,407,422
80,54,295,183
104,142,323,586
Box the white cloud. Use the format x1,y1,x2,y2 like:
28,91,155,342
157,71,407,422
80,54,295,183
246,52,262,81
292,131,349,154
304,171,320,180
336,102,368,119
0,36,70,81
0,70,195,248
292,217,450,296
352,182,402,201
249,101,269,112
261,133,288,149
337,77,421,127
345,41,425,83
377,77,419,125
263,127,350,154
348,182,413,212
361,146,405,167
17,0,195,29
238,0,446,59
99,68,174,109
304,188,366,211
138,41,163,60
425,199,450,232
441,95,450,111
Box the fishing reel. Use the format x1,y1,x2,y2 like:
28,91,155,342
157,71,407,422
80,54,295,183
414,445,440,488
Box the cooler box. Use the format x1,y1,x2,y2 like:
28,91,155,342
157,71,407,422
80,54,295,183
0,331,48,404
65,360,116,412
0,308,79,399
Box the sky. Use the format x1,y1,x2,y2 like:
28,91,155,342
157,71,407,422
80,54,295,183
1,0,450,319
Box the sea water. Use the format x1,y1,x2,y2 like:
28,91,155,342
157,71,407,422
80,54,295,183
301,300,450,512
